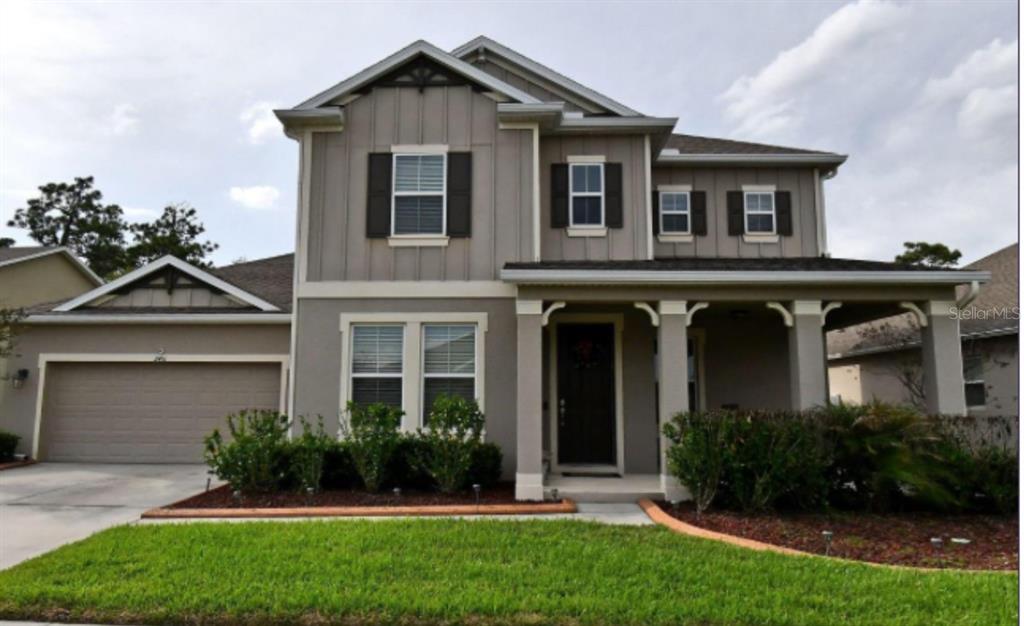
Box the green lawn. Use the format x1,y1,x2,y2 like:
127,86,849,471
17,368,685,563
0,519,1015,626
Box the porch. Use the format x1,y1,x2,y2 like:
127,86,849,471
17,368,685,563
506,264,981,501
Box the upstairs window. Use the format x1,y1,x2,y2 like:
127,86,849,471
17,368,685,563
350,325,404,409
393,154,446,235
570,163,604,227
660,191,691,234
422,324,477,423
744,192,775,234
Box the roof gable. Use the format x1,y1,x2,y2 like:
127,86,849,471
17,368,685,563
0,247,102,285
53,256,280,312
295,40,541,110
452,36,642,117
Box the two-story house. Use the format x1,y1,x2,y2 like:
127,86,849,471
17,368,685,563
1,38,988,501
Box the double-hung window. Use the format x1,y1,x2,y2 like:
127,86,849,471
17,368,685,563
393,153,446,235
963,355,987,408
569,163,604,227
422,324,476,423
660,191,691,234
350,325,404,409
744,191,775,234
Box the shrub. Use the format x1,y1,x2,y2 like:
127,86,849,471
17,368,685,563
0,429,19,462
387,435,434,490
934,415,1018,514
321,440,359,490
204,410,290,494
288,416,333,494
414,394,487,493
663,411,729,514
819,402,953,512
342,402,403,492
468,442,503,488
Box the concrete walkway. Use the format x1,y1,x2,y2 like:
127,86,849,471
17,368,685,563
0,463,210,569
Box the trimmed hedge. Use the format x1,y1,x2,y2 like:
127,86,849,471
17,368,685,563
0,429,20,462
664,403,1018,515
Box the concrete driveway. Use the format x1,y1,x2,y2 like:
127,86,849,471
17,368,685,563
0,463,210,569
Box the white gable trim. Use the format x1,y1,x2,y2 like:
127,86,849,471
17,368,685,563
52,255,280,312
0,247,103,286
452,36,642,117
295,40,540,110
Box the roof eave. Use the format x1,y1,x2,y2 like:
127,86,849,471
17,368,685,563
656,153,848,167
500,268,991,286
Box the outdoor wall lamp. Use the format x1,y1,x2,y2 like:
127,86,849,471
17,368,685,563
12,369,28,389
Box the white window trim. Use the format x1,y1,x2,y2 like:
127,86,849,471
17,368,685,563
420,324,478,428
339,313,488,433
567,154,606,163
742,186,776,236
387,235,450,247
391,152,447,237
568,162,605,228
566,226,608,238
659,190,692,235
348,324,406,416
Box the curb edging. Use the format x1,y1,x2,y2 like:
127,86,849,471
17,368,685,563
142,498,577,519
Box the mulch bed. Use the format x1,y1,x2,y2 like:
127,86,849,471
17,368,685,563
0,459,37,471
656,501,1017,570
172,483,525,509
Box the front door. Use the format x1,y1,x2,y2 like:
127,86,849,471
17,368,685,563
556,323,616,466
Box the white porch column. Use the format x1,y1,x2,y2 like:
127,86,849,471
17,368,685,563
788,300,828,410
515,300,545,500
657,301,690,501
921,300,966,415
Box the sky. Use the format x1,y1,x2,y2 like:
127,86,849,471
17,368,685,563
0,0,1018,266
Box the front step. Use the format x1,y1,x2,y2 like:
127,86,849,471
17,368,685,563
545,474,663,503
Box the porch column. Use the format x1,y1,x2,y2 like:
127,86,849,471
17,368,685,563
788,300,827,410
921,300,966,415
515,300,545,500
657,301,689,501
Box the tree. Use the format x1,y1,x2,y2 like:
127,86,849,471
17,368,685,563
7,177,129,277
0,308,26,359
127,204,219,268
895,242,962,268
0,238,14,248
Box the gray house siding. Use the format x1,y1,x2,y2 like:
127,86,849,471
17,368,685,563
293,298,520,478
472,59,587,114
539,134,649,262
651,166,820,259
305,86,534,283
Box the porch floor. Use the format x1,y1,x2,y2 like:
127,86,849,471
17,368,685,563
546,474,662,503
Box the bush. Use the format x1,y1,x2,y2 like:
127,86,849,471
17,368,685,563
935,415,1018,514
663,411,729,514
321,440,359,490
204,410,290,494
288,416,333,494
414,395,486,493
468,442,503,488
342,402,403,492
387,435,434,490
0,429,19,462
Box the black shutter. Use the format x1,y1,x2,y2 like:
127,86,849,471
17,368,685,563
651,190,660,235
775,191,793,236
551,163,569,228
446,152,472,237
692,191,707,236
726,191,744,236
604,163,623,228
366,153,392,238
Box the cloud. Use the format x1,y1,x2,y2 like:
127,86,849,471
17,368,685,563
229,185,280,210
957,84,1017,140
122,205,159,220
240,102,280,144
720,0,908,138
108,103,140,135
920,38,1017,106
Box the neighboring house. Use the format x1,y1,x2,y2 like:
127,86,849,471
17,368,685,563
0,38,989,502
0,247,103,426
829,244,1018,418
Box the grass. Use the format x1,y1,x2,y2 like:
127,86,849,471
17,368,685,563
0,519,1015,626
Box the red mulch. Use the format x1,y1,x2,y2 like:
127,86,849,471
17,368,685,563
657,502,1017,570
0,459,36,471
170,483,525,509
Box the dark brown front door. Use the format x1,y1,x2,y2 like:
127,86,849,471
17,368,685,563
556,323,616,466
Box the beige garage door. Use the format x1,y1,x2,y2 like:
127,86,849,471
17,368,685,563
40,362,282,463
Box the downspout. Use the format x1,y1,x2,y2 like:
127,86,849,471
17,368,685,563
956,280,981,309
644,134,654,260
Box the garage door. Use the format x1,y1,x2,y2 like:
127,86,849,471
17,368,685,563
40,362,282,463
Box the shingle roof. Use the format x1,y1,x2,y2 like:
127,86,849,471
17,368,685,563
0,246,57,263
210,253,294,312
664,134,838,156
504,257,962,272
827,244,1018,357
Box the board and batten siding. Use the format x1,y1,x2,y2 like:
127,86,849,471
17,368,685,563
651,166,820,258
539,134,648,262
305,86,534,282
